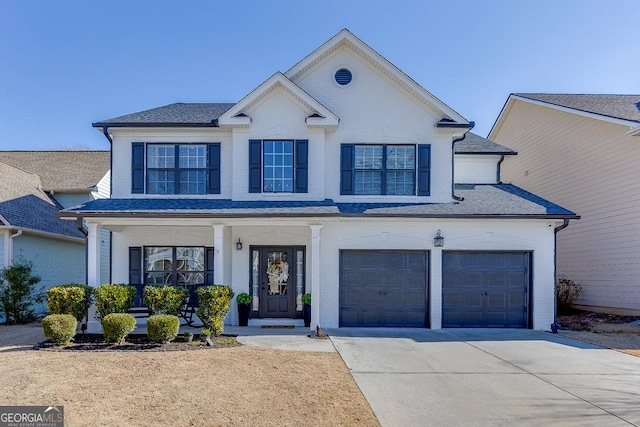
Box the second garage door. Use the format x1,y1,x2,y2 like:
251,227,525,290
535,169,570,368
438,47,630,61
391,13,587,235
442,251,530,328
340,250,428,327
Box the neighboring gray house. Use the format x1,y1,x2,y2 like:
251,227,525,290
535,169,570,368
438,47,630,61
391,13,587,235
0,151,110,316
490,94,640,315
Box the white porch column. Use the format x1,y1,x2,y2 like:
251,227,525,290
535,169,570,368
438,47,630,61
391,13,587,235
213,224,225,284
86,222,101,287
430,247,443,329
309,225,323,330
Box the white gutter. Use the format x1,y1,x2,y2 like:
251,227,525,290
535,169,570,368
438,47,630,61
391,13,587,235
8,229,22,265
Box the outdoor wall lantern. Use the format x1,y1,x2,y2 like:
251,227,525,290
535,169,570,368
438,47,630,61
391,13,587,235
433,230,444,247
236,239,243,251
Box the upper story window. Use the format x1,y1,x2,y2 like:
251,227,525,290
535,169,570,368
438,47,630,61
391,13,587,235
131,143,220,195
249,139,308,194
263,140,294,192
341,143,431,196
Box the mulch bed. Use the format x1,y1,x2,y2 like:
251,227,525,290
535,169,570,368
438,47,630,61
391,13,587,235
557,309,640,331
36,333,239,352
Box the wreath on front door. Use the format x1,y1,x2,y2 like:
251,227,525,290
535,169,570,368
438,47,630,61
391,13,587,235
267,258,289,294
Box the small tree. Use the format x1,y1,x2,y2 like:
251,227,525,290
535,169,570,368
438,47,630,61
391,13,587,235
196,285,234,336
0,254,43,324
556,276,583,315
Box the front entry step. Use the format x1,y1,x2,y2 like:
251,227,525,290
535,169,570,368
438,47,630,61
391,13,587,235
248,318,304,327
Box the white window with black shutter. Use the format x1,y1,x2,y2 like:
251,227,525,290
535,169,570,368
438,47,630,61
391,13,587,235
131,142,221,195
248,139,308,193
340,143,431,196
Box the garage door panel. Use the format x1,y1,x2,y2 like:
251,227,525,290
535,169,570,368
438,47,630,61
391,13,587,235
443,251,530,328
340,250,428,327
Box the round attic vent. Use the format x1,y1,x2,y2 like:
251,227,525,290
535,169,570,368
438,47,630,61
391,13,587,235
334,68,353,86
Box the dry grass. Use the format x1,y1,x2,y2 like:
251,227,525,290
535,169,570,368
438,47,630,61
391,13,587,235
0,323,379,427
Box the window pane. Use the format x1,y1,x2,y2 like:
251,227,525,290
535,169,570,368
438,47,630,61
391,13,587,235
179,170,205,194
147,145,175,168
387,171,415,195
355,171,382,195
387,145,415,170
145,247,173,271
176,247,205,271
355,146,383,169
146,272,172,285
179,145,206,168
263,140,293,193
176,272,205,285
148,170,175,194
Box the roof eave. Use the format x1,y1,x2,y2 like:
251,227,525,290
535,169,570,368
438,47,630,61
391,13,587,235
92,122,220,128
455,151,517,156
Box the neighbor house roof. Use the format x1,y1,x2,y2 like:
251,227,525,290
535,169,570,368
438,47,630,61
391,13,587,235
0,151,110,192
59,184,577,219
0,161,84,239
93,103,236,127
454,133,516,155
512,94,640,124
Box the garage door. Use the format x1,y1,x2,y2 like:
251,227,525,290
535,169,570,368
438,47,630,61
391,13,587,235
340,250,428,327
442,251,530,328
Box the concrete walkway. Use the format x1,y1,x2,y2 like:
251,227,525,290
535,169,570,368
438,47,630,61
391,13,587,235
327,328,640,427
224,326,336,352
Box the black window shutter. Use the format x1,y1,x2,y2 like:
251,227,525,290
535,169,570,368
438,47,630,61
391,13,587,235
131,143,144,194
417,144,431,196
340,144,355,195
294,139,309,193
129,247,143,306
248,139,262,193
205,248,215,285
207,143,221,194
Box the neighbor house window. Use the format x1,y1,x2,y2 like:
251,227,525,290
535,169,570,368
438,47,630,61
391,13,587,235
131,142,221,195
144,246,206,286
341,143,430,196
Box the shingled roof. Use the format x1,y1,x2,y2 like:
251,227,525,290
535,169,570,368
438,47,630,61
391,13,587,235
59,184,576,219
513,94,640,124
93,103,236,127
454,133,516,155
0,162,84,239
0,151,110,192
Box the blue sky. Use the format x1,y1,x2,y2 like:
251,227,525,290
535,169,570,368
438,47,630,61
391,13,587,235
1,0,638,150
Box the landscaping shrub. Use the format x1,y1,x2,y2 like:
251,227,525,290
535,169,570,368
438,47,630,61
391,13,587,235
196,285,234,336
147,314,180,344
0,254,43,324
556,277,583,314
102,313,137,344
143,285,187,316
42,314,77,345
47,284,93,322
94,284,136,323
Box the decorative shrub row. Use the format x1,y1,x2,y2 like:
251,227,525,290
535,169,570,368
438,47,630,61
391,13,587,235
47,284,93,322
42,314,77,345
102,313,137,344
196,285,234,336
147,314,180,344
143,285,187,316
94,284,137,323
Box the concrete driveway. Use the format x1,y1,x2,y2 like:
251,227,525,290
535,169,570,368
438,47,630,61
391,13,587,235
328,328,640,427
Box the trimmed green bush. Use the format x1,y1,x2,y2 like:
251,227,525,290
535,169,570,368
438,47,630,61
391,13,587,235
236,292,251,305
47,284,93,322
42,314,77,345
147,314,180,344
302,293,311,306
196,285,234,336
143,285,187,316
94,284,137,323
0,254,43,324
102,313,137,344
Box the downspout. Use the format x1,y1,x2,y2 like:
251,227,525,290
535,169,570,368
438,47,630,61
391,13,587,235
76,217,88,285
451,122,475,201
496,154,505,184
551,219,570,333
100,126,113,198
8,230,22,264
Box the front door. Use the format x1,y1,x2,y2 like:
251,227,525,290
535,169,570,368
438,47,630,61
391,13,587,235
258,247,296,318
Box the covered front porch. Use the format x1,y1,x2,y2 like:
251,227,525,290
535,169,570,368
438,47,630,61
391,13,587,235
84,218,323,332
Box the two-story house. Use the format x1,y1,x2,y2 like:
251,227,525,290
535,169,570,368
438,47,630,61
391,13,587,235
61,30,576,332
0,150,110,317
490,93,640,315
